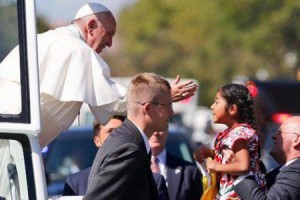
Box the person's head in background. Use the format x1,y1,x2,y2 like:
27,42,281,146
149,131,168,157
126,72,174,138
270,116,300,165
72,3,116,54
211,83,256,129
93,115,125,147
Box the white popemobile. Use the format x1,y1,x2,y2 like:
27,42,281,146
0,0,81,199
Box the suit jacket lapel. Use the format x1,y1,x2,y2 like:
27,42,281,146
123,119,148,154
276,158,300,177
124,119,159,199
149,163,159,199
266,166,280,189
166,153,182,200
90,119,145,181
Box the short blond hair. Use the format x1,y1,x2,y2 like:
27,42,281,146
126,73,171,112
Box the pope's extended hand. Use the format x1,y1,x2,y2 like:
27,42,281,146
171,75,198,102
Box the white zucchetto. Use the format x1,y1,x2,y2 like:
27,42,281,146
74,2,111,20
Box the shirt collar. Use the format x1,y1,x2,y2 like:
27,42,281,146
71,24,85,42
136,126,151,154
280,157,300,171
157,148,167,165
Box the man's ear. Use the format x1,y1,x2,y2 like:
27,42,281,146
143,103,151,114
94,135,101,147
87,19,96,35
293,134,300,148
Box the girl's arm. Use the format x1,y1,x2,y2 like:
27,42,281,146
206,139,250,175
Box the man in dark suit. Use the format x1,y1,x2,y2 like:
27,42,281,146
63,167,169,199
149,130,203,200
63,115,169,200
84,73,175,200
62,116,124,196
63,167,91,196
233,116,300,200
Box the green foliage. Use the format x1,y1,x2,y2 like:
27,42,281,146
0,4,18,60
109,0,300,106
37,16,51,33
0,3,50,61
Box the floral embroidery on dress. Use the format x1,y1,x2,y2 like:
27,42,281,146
214,124,266,200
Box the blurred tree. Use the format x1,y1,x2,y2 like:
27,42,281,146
106,0,300,106
0,3,18,60
37,15,51,33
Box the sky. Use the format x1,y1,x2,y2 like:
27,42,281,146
35,0,137,26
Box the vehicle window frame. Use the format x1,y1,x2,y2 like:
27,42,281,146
0,133,36,199
0,0,30,123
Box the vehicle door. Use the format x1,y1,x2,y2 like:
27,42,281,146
0,0,47,199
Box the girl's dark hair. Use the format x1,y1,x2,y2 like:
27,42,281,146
219,83,256,129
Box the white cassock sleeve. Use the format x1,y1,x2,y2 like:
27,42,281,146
38,31,126,109
0,27,127,147
37,30,127,146
0,46,22,115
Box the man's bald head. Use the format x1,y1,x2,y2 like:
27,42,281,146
270,116,300,165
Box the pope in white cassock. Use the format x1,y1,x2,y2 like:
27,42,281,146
2,4,124,198
0,3,197,148
0,3,127,147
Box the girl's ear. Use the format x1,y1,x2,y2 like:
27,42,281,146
229,104,238,117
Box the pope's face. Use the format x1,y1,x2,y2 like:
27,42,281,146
88,13,116,54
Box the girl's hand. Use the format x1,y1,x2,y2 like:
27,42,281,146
194,145,213,163
206,158,219,171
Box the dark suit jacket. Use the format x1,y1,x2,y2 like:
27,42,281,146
63,168,169,200
265,166,280,189
62,167,170,200
233,158,300,200
62,167,91,196
166,153,202,200
84,119,159,200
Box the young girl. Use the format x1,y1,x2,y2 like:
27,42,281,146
194,83,266,199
